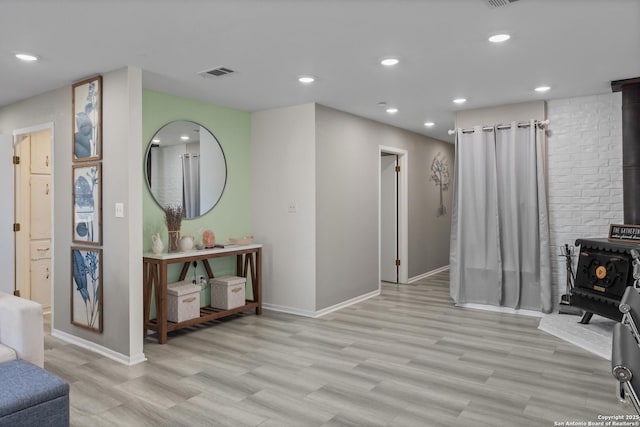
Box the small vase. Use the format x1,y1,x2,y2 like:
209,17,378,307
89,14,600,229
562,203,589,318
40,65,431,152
151,233,164,254
168,230,180,253
180,235,194,252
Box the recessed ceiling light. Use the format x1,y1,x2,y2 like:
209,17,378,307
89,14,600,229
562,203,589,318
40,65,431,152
424,122,435,127
180,135,189,141
488,34,510,43
15,53,38,62
386,108,398,114
453,98,467,104
298,76,315,84
380,58,399,66
535,86,551,92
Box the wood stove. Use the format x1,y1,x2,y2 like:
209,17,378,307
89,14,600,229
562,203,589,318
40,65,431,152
572,238,637,323
569,77,640,323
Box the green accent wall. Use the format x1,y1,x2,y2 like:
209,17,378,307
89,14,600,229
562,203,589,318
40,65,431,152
142,90,253,304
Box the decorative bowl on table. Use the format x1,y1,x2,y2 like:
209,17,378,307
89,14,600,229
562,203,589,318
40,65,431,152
229,235,254,245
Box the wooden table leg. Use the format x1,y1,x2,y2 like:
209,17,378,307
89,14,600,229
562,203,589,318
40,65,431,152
203,259,214,279
143,262,150,338
256,248,262,315
243,254,252,282
178,262,190,281
157,262,168,344
238,251,261,314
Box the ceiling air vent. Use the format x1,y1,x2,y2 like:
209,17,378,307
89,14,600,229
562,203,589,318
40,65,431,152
199,67,235,77
486,0,519,8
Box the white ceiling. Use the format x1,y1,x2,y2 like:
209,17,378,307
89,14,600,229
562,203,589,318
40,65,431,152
1,0,638,143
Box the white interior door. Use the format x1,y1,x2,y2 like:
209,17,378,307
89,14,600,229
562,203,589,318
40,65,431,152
0,135,14,294
15,135,30,298
381,154,398,283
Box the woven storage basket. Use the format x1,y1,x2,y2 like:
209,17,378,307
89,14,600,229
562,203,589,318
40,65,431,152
210,276,246,309
167,281,201,322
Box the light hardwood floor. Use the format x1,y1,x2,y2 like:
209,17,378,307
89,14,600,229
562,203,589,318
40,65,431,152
44,272,633,426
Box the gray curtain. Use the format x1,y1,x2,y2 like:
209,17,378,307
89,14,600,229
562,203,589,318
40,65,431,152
181,153,200,218
450,120,552,313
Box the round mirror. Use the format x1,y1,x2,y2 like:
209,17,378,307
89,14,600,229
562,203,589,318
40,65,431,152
145,120,227,219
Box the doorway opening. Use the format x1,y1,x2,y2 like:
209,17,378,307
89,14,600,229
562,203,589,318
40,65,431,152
379,146,408,285
13,124,54,313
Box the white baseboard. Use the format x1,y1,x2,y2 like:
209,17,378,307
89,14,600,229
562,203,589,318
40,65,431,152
264,289,381,318
408,265,449,283
261,303,317,318
51,328,147,366
456,303,544,318
314,289,381,317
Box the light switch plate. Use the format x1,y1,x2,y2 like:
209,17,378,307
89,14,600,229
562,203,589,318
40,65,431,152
115,202,124,218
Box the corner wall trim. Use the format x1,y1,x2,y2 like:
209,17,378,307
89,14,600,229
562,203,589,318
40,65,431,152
51,328,147,366
408,265,449,283
264,289,381,318
12,122,55,137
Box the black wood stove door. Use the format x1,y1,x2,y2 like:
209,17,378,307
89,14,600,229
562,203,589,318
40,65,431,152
575,250,632,298
571,238,640,323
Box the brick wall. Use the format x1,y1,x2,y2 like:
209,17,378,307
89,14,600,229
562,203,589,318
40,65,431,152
547,93,623,305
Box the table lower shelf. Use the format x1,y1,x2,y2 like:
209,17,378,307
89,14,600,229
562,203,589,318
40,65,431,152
145,301,260,334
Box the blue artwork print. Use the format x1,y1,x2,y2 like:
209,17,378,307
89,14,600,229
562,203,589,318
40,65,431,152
72,248,101,331
74,165,100,244
73,78,100,159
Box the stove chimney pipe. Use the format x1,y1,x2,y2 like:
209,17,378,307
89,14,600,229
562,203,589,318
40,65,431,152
612,77,640,225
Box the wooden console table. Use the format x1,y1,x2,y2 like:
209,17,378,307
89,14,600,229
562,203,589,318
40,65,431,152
143,244,262,344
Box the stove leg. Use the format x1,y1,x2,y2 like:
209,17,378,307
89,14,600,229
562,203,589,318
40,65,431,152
579,312,594,324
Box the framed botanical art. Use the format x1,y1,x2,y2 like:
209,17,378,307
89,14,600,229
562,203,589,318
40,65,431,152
71,247,103,333
72,75,102,162
72,162,102,245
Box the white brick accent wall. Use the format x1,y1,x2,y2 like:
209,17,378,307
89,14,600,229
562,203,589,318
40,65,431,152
547,93,623,305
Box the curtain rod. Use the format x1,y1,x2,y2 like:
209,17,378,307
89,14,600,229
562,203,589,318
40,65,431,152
447,119,549,135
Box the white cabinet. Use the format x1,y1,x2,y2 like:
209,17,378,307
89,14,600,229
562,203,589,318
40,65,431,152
30,259,51,308
30,175,51,240
29,130,51,174
30,240,51,309
15,129,52,307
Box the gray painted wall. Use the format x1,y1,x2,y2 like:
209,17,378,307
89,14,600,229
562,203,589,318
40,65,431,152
315,106,380,310
0,67,143,360
315,105,454,310
252,104,317,313
406,131,455,278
